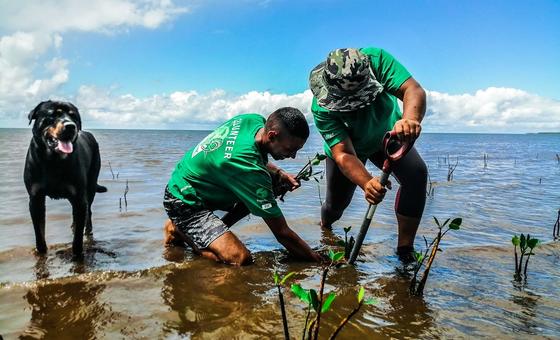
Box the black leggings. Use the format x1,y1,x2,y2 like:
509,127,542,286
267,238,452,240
321,147,427,225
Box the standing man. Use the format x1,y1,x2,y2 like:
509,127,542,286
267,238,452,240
309,47,427,262
163,107,322,266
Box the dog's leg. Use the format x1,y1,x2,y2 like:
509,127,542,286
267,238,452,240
71,198,88,259
84,205,93,237
29,195,47,254
85,191,95,236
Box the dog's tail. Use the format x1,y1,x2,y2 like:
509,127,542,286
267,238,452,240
96,184,108,193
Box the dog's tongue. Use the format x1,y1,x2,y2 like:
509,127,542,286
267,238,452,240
56,141,74,154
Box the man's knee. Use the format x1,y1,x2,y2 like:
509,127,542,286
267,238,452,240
208,232,253,266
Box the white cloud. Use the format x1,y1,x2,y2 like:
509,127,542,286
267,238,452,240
0,0,189,34
0,32,67,113
426,87,560,133
0,0,189,124
8,86,536,132
74,86,314,129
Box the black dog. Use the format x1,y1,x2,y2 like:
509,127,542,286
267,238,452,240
24,100,107,258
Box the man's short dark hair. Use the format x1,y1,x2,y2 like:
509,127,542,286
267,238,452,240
266,107,310,140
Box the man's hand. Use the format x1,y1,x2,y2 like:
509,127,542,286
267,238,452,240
279,170,300,191
393,118,421,144
273,169,300,199
364,176,392,205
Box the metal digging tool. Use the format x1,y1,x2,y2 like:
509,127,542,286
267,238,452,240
348,131,414,264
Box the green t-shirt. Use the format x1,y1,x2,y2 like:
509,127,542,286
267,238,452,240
311,47,412,159
167,114,282,218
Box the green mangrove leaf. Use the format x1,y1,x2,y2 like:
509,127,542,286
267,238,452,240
527,238,539,249
332,251,344,262
449,218,462,230
336,240,346,247
433,216,440,227
358,286,365,303
512,235,520,246
321,292,336,313
443,218,450,227
310,289,319,311
316,153,327,161
311,159,320,166
364,297,378,305
437,248,443,252
280,272,296,285
328,249,336,261
414,251,424,263
344,226,352,233
273,272,279,285
291,284,310,304
520,234,526,249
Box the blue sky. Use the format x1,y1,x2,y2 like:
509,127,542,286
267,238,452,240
1,0,559,132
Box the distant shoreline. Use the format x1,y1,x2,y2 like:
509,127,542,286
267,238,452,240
0,127,559,135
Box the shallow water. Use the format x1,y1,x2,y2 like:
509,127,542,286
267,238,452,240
1,128,559,339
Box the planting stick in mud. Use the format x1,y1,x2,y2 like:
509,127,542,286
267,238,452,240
553,209,560,239
348,131,413,264
108,161,115,179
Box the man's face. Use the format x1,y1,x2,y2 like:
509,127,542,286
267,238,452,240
268,132,306,161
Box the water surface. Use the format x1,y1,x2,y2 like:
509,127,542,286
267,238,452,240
1,129,559,338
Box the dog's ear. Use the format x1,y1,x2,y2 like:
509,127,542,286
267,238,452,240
68,103,82,130
28,101,48,125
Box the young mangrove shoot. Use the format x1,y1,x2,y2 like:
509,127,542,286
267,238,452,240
410,217,462,296
273,271,296,340
336,227,355,260
291,249,343,340
277,153,326,202
328,286,377,340
512,233,540,281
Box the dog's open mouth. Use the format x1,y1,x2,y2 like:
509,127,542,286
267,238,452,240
47,136,74,154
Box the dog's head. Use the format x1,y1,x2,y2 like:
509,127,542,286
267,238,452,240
28,100,82,155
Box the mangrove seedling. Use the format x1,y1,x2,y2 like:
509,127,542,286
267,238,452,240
410,217,462,296
553,209,560,239
328,286,377,340
274,271,296,340
447,156,458,181
512,234,540,281
277,153,326,202
426,168,435,198
336,227,355,260
291,249,344,340
119,179,129,212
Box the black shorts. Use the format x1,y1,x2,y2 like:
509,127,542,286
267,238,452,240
163,186,229,249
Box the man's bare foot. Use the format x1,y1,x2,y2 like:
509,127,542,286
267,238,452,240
163,219,186,247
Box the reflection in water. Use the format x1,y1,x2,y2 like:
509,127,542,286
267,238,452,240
160,261,273,338
33,256,49,281
20,280,109,339
511,287,541,335
372,274,437,338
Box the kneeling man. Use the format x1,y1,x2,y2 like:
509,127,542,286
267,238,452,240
163,107,322,265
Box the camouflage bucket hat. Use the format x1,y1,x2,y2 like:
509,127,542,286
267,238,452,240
309,48,384,112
